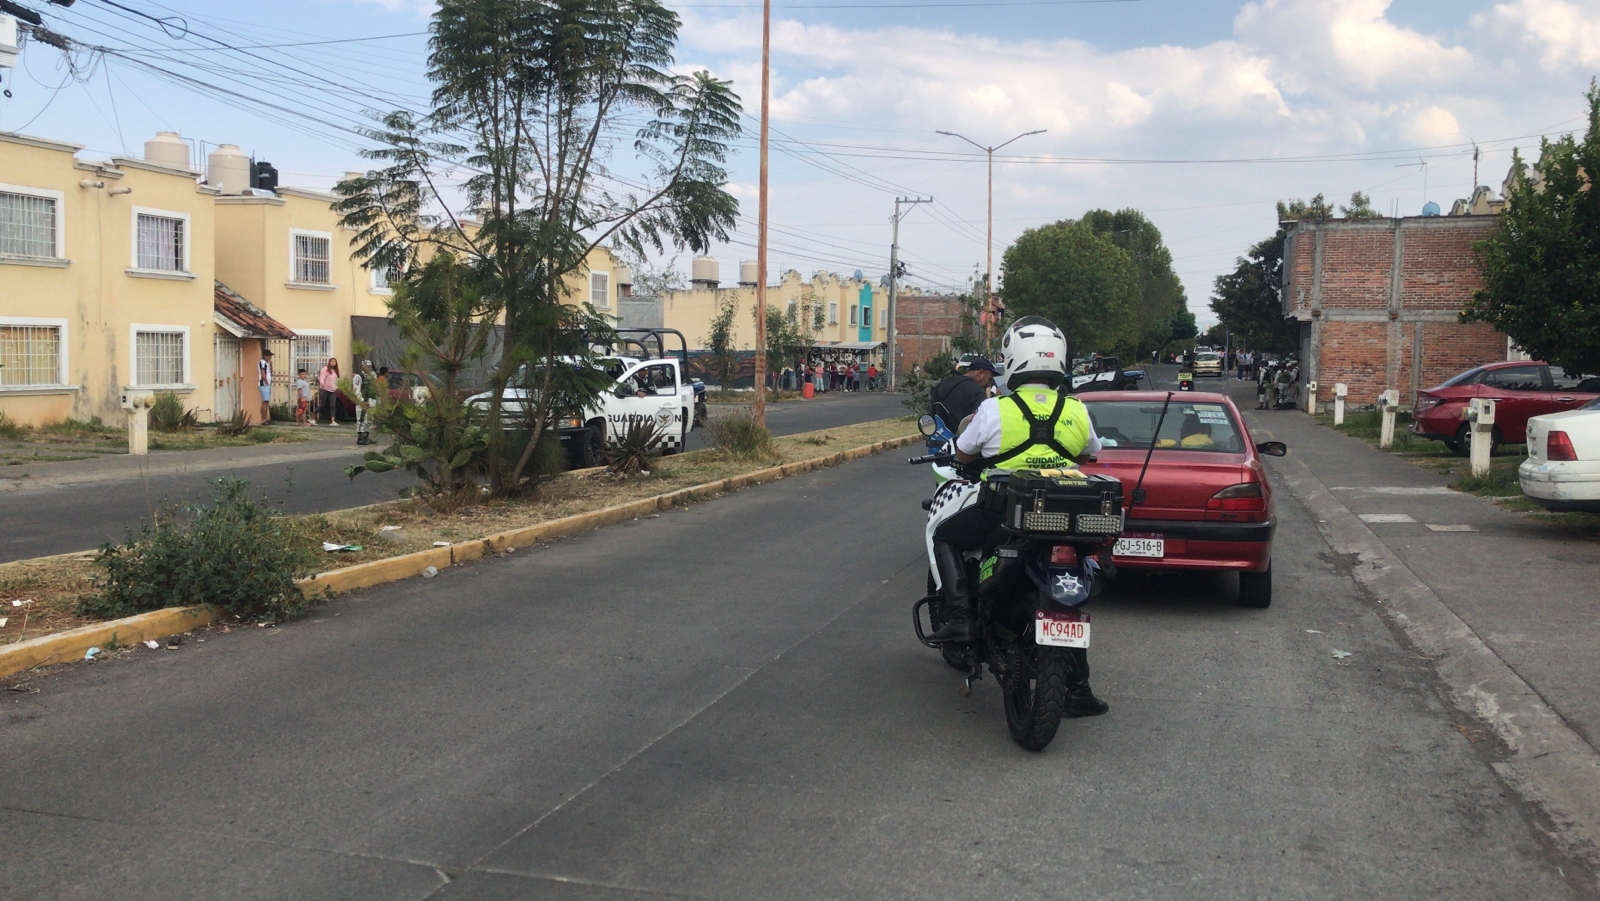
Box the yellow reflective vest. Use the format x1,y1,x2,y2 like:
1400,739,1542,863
990,386,1091,470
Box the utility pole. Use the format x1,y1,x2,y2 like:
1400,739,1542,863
936,128,1045,347
887,195,931,390
752,0,772,427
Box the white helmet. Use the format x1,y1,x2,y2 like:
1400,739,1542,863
998,316,1068,391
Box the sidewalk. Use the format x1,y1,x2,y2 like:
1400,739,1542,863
0,425,364,492
1247,404,1600,773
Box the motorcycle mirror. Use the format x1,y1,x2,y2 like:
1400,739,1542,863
917,414,937,437
1255,441,1288,457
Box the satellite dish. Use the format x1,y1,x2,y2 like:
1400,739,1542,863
853,269,864,280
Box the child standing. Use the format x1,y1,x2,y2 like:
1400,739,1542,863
295,369,312,425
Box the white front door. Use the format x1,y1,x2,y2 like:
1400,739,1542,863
214,335,241,422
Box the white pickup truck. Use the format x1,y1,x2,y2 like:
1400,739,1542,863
470,353,697,469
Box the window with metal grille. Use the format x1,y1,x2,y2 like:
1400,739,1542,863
849,305,858,326
370,265,393,292
294,334,332,382
136,213,185,271
0,191,58,258
293,233,331,284
590,272,609,305
828,303,838,325
135,330,185,386
0,324,63,386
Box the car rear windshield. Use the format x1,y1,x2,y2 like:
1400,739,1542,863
1083,400,1245,453
1196,353,1220,362
1441,367,1483,387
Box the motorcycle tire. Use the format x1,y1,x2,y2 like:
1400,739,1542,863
925,570,968,670
1003,638,1072,751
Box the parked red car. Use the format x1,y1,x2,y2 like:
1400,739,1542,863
1411,361,1600,456
1076,391,1284,607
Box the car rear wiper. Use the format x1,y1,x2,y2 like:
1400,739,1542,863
1130,391,1175,507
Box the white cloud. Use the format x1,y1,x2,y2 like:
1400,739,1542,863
1485,0,1600,70
1235,0,1473,92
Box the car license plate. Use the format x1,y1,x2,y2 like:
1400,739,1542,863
1114,536,1164,558
1035,610,1090,648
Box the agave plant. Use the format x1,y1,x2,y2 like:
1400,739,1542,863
605,419,663,477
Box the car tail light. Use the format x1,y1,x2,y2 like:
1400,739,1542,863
1414,394,1441,413
1548,430,1579,461
1049,545,1079,565
1207,482,1266,520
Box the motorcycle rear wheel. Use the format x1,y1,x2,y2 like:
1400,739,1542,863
1003,642,1072,751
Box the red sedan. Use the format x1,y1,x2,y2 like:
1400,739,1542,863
1412,361,1600,456
1076,391,1284,608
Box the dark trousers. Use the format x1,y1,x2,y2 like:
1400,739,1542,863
318,388,337,423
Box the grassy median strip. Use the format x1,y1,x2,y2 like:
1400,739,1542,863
0,417,918,647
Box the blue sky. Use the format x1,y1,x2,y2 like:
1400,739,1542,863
3,0,1598,328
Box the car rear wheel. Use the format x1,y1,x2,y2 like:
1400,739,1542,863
1239,563,1272,608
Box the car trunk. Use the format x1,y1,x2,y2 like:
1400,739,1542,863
1090,450,1247,521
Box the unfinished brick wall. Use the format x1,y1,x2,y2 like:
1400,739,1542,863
1283,216,1506,409
892,293,965,372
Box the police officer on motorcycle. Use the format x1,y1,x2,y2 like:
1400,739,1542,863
927,316,1109,717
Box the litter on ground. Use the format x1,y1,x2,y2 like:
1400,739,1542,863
143,640,160,649
421,566,439,578
322,542,363,552
1331,649,1353,659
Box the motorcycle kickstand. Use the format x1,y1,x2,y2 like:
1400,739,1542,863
959,664,983,697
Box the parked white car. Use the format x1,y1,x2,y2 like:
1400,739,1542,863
1520,398,1600,512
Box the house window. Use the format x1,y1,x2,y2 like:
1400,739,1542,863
133,328,187,386
590,271,610,306
0,320,65,387
294,333,333,382
828,302,838,325
136,212,185,271
0,188,60,258
292,231,331,284
849,305,858,326
787,300,798,319
370,265,394,294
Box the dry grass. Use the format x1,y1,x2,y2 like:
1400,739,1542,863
3,418,917,640
0,421,312,465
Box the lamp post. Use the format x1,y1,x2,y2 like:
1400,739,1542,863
936,128,1045,346
752,0,773,427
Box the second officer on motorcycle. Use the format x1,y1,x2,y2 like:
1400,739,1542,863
927,316,1109,717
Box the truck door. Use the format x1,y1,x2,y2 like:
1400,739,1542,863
608,362,682,445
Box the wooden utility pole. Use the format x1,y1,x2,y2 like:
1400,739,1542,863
935,128,1045,346
886,196,931,390
752,0,772,427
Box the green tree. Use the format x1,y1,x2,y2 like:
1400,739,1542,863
1464,84,1600,375
1000,219,1140,358
1209,195,1342,355
1341,191,1382,218
1079,209,1189,354
703,293,740,387
334,0,742,495
754,302,806,387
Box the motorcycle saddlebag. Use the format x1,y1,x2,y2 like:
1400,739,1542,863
1001,469,1124,539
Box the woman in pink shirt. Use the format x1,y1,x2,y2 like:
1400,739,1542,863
317,358,341,424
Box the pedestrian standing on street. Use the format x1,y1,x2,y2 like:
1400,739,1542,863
257,348,274,423
868,363,879,390
318,357,341,425
353,360,378,445
294,369,311,425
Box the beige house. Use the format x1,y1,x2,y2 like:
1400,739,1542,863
650,258,892,353
1,131,219,427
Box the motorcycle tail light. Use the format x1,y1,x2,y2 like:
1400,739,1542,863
1207,482,1266,518
1548,430,1579,461
1049,545,1079,565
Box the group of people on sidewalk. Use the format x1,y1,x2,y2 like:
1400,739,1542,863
1230,350,1260,380
257,351,384,445
780,360,880,393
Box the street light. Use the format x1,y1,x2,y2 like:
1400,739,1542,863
936,128,1046,345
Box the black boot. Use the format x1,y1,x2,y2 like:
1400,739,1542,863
927,542,974,644
1064,648,1108,717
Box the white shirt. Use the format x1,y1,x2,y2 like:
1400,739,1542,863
956,386,1103,460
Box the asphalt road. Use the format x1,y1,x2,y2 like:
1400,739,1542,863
0,391,906,563
1,440,1586,899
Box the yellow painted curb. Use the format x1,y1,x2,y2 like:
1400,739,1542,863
0,605,218,680
0,432,918,683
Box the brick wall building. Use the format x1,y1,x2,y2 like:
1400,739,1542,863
1282,215,1507,411
892,292,967,375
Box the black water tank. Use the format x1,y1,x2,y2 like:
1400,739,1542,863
252,161,279,192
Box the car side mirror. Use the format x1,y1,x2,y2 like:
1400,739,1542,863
1255,441,1287,457
917,414,936,437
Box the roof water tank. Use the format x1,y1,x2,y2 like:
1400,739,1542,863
1421,201,1441,217
614,263,633,286
144,132,189,170
739,260,759,286
691,255,719,287
207,144,251,195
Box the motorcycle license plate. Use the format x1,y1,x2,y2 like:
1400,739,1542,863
1035,610,1091,648
1113,536,1164,558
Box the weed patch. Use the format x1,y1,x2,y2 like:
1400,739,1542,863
706,411,777,460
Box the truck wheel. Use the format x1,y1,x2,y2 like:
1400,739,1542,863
1238,563,1272,609
578,420,607,468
